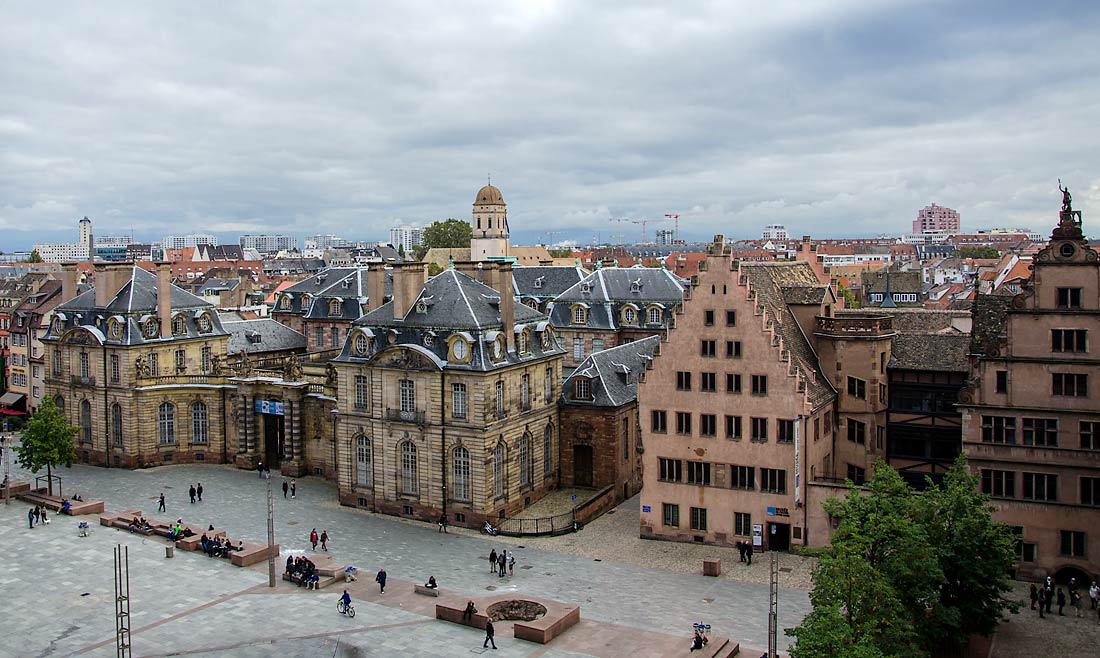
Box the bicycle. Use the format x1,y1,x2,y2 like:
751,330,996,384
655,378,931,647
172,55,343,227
337,600,356,618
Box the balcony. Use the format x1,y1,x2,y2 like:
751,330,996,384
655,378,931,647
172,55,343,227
814,314,895,339
385,408,426,425
70,375,96,388
137,374,230,386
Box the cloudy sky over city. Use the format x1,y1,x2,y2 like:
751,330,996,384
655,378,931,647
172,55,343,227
2,1,1098,248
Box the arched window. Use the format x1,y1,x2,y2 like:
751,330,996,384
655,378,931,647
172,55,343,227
80,399,92,443
572,306,586,325
493,444,504,498
356,436,372,487
172,315,186,336
400,441,418,495
517,330,529,354
54,395,65,415
191,401,208,444
158,402,175,445
648,307,662,324
543,425,553,475
520,433,532,486
329,299,341,316
111,403,123,447
452,446,470,502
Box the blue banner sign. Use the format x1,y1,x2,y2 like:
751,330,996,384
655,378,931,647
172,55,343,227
254,399,285,416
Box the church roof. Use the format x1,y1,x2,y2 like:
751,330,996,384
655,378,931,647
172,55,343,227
475,184,504,205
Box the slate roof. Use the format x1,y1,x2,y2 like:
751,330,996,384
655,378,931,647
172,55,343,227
969,294,1012,356
197,278,240,295
513,265,587,300
46,266,227,346
739,262,835,408
339,269,561,372
861,270,923,293
889,333,970,372
548,267,688,330
274,267,393,320
562,336,660,407
781,285,830,305
222,319,307,355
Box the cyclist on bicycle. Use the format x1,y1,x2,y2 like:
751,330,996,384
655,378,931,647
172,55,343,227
340,590,351,610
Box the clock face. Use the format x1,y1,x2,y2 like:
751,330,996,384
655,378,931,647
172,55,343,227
453,340,468,360
493,340,504,360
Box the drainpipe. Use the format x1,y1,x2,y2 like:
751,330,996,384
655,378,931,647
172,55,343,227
440,368,447,522
102,343,109,468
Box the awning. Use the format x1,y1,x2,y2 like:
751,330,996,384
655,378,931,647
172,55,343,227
0,408,25,415
0,392,24,406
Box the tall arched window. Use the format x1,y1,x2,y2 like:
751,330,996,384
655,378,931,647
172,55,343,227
158,402,175,445
191,401,208,444
543,425,553,475
520,433,532,486
356,436,372,487
648,307,662,324
54,395,65,415
493,444,504,498
80,399,92,443
452,446,470,502
111,403,123,447
400,441,418,494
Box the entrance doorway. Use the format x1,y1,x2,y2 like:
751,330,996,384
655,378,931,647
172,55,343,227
262,413,286,467
573,445,593,487
768,522,791,551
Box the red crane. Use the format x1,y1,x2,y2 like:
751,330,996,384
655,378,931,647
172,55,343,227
664,213,681,243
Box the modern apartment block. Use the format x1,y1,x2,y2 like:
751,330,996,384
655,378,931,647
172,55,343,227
913,202,961,234
239,234,296,254
959,198,1100,581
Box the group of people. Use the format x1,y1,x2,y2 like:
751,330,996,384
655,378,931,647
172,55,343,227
486,548,516,577
1030,577,1100,621
26,505,49,528
736,540,755,565
309,528,329,551
282,479,297,498
201,533,243,558
286,556,321,588
126,516,153,533
167,519,195,541
188,483,204,504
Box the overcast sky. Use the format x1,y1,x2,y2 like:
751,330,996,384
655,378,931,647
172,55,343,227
2,1,1098,249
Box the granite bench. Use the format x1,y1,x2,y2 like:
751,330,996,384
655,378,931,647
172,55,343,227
231,542,279,567
20,490,103,515
414,584,440,597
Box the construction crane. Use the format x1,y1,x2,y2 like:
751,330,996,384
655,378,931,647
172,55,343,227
664,213,681,243
608,218,631,246
631,218,666,244
543,231,562,247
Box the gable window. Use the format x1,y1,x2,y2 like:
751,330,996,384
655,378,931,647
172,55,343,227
1057,287,1082,309
356,436,372,487
191,402,208,444
158,402,175,445
451,382,467,419
452,446,470,501
400,441,418,495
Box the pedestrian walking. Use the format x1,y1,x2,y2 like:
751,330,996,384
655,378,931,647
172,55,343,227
197,483,203,502
1072,589,1084,617
158,492,166,513
41,508,49,525
1057,588,1066,616
291,479,296,497
1046,584,1054,613
508,551,515,576
33,505,41,525
746,542,753,566
320,530,329,552
258,461,264,478
189,484,197,504
737,541,746,563
375,567,387,594
27,507,34,528
282,480,289,498
438,513,448,533
488,549,497,573
265,465,271,479
498,551,507,577
1037,588,1046,618
1030,584,1038,610
310,528,319,550
1090,581,1099,610
483,619,497,650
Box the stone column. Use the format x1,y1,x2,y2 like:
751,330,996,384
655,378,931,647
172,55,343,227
289,398,301,460
240,394,252,453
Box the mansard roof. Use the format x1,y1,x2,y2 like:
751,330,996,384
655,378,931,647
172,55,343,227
563,336,660,407
58,266,212,315
547,267,687,330
512,265,587,299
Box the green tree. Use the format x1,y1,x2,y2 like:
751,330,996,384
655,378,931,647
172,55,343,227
15,397,77,495
956,246,1000,259
24,249,44,263
548,248,574,259
836,281,859,308
427,262,443,276
397,243,406,259
422,218,471,251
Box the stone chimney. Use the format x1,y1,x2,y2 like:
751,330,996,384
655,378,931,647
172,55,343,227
61,264,80,302
452,261,484,282
390,262,427,320
157,263,173,338
94,264,115,307
366,263,386,312
485,262,515,352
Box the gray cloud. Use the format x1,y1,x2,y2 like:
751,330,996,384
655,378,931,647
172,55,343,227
1,0,1098,249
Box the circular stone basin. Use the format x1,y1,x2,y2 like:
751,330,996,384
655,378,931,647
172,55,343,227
486,600,548,622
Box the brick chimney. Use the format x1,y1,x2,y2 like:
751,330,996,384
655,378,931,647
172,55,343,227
390,262,427,320
157,263,173,338
366,263,386,312
485,262,515,352
452,261,484,282
61,264,80,302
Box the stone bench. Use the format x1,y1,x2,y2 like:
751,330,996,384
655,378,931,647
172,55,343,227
512,605,580,644
435,602,488,630
0,481,30,499
414,584,440,597
175,530,228,552
20,490,103,515
309,555,347,578
231,542,279,567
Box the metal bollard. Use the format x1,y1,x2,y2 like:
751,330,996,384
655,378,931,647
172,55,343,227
166,546,174,559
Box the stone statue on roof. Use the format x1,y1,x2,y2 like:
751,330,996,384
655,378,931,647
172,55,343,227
1059,179,1073,212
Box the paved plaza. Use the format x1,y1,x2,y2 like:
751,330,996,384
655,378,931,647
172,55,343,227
0,459,812,657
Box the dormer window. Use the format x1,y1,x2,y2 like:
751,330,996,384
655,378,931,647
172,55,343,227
108,318,123,340
423,332,434,347
279,295,291,309
647,306,662,324
517,329,530,354
301,294,313,309
415,301,428,314
534,277,544,289
171,315,186,336
542,328,553,349
197,313,212,333
630,279,642,293
353,331,370,356
572,305,588,325
621,306,637,325
573,378,592,400
329,299,342,316
143,318,159,339
580,282,592,294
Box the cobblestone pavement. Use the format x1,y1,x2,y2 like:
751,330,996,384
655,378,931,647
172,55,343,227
987,581,1100,658
2,459,810,656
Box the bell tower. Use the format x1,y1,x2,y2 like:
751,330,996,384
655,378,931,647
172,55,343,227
470,181,510,259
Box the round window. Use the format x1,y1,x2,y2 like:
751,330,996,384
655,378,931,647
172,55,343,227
108,319,122,339
452,339,468,360
423,333,434,347
1059,242,1076,258
143,318,159,338
354,333,369,356
624,308,636,324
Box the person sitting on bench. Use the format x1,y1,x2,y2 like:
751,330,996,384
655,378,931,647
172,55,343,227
61,500,72,513
424,576,438,589
462,601,477,622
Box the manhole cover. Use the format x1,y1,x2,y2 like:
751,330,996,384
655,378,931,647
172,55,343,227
779,567,792,573
521,565,532,570
485,585,497,591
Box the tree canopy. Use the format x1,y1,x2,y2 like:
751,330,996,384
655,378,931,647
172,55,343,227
15,397,78,495
24,249,44,263
955,246,1001,259
788,458,1019,658
423,218,471,250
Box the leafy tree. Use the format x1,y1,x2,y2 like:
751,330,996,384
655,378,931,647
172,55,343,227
789,459,1017,657
15,397,77,495
422,218,471,251
397,243,406,259
548,248,574,259
427,262,443,276
836,281,859,308
24,249,44,263
956,246,1000,259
